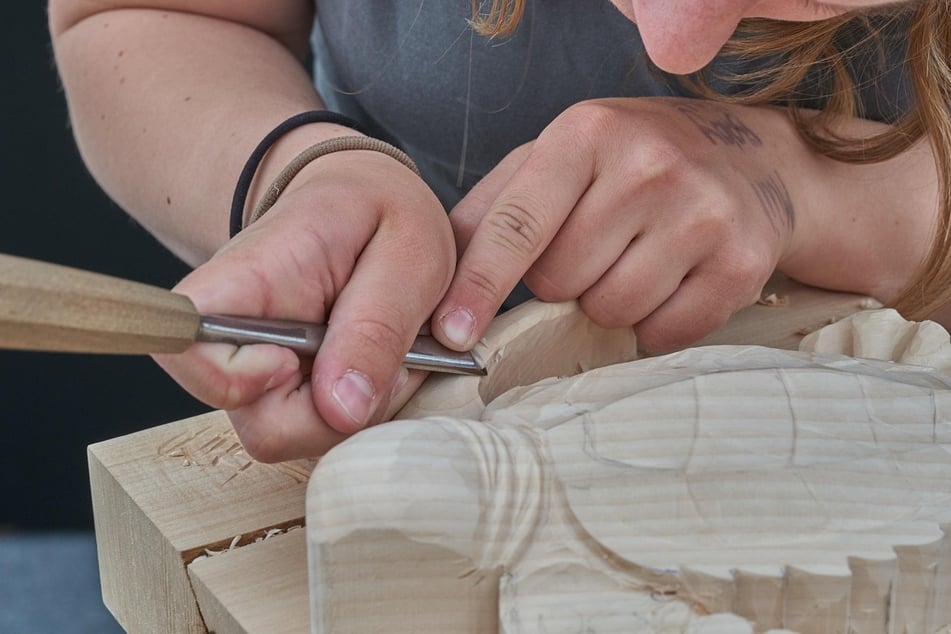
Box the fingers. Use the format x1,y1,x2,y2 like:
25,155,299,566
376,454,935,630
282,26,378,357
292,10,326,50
382,368,429,419
308,166,455,435
435,133,595,350
450,142,535,253
153,343,300,411
221,366,427,463
627,274,736,352
576,231,691,334
227,369,348,462
580,246,767,352
439,97,785,358
311,224,452,434
521,176,647,302
152,232,318,413
155,151,455,457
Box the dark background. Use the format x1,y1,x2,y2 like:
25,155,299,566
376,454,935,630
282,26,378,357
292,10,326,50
1,4,208,532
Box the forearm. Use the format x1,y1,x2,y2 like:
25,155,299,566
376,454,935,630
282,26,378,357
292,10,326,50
50,3,350,264
776,117,939,306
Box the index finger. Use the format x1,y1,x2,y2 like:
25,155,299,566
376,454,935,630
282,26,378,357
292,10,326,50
433,133,594,350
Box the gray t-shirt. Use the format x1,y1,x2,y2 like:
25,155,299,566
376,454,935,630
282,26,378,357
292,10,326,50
313,1,667,209
312,1,912,208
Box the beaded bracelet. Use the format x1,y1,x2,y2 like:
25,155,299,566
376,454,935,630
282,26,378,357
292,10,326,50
228,110,368,238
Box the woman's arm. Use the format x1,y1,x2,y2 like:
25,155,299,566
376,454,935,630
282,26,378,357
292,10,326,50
779,115,938,307
49,0,343,263
49,0,457,460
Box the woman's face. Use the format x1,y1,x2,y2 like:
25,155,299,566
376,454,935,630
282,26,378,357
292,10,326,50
609,0,914,74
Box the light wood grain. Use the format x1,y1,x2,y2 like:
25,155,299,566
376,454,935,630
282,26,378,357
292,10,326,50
694,273,877,349
309,333,951,633
90,279,889,633
88,411,315,633
0,253,198,353
188,530,310,634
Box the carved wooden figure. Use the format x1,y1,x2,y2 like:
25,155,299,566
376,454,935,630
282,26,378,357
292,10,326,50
307,304,951,634
83,278,939,632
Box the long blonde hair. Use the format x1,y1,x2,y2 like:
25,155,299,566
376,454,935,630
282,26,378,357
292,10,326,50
470,0,951,320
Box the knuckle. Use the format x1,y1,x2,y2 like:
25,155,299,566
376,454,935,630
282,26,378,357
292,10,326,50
217,380,247,412
636,138,692,182
555,101,619,143
729,248,770,283
161,352,247,412
484,199,548,258
458,263,511,306
674,200,735,241
228,411,286,463
344,312,412,368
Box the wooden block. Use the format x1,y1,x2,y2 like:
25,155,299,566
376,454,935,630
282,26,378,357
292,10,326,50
187,529,309,634
88,410,315,633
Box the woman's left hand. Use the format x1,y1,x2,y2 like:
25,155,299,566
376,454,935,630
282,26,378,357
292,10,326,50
432,97,807,352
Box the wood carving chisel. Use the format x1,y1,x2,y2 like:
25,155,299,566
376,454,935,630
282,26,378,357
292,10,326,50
0,253,485,376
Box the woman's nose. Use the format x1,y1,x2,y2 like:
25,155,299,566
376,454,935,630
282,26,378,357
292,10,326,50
628,0,750,74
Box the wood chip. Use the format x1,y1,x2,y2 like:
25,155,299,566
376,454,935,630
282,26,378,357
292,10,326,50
756,293,788,307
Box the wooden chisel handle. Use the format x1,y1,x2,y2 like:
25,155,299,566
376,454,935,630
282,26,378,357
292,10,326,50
0,254,486,375
0,253,202,354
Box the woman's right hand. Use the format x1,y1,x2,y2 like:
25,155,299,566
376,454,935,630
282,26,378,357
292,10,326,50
154,149,456,462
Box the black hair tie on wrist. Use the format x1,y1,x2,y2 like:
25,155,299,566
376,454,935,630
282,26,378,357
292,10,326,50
229,110,367,238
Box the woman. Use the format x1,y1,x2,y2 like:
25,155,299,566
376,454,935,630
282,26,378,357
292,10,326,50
48,0,946,460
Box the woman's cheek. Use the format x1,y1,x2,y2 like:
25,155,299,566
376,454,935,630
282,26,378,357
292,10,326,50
607,0,637,22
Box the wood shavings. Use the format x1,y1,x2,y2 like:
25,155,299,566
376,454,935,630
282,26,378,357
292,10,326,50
254,524,302,544
190,525,305,563
858,297,884,310
756,293,788,307
796,316,840,336
200,534,244,559
791,298,878,334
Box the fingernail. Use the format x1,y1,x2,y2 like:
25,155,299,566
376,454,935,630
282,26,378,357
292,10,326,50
332,370,375,429
440,307,475,348
390,367,410,400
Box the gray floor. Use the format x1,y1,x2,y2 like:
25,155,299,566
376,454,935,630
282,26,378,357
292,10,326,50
0,532,124,633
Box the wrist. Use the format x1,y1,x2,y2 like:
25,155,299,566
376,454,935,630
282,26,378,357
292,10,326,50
230,111,369,237
246,122,368,216
246,136,420,227
778,147,934,303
